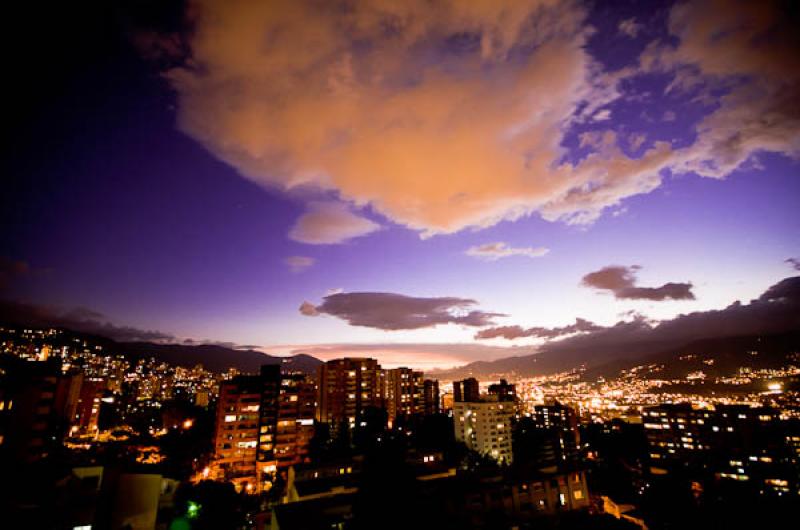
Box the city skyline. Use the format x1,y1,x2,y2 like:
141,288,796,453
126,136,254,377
3,0,799,370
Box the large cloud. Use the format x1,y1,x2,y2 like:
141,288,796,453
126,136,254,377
151,0,799,240
299,291,504,330
159,0,682,236
581,265,695,301
0,299,174,343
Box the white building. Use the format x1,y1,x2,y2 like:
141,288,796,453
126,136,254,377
454,398,514,464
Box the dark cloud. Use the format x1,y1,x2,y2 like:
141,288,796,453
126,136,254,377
475,318,603,340
182,338,263,350
300,292,504,331
0,299,174,343
787,258,800,271
581,265,695,301
0,257,31,289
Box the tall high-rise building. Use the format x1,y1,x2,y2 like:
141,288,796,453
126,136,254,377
212,374,264,492
386,367,424,421
317,358,384,429
274,373,316,469
212,366,317,491
423,379,440,415
453,377,479,403
453,397,514,464
529,402,581,468
256,365,282,464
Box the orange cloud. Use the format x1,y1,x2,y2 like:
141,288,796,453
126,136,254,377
162,0,798,240
166,0,616,236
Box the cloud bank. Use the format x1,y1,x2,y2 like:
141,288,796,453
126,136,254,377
476,317,603,340
299,291,504,330
581,265,695,301
0,299,174,343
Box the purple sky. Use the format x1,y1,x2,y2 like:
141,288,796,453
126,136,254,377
3,0,799,369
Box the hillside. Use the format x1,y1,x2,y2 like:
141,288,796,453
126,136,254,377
429,331,800,382
115,341,322,374
0,326,322,375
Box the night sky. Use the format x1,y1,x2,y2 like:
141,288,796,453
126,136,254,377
3,0,799,369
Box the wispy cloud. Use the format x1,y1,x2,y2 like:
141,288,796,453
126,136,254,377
465,242,549,261
288,202,380,245
618,18,642,38
284,255,315,273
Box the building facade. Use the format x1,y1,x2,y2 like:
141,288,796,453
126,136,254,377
454,398,514,464
316,358,384,429
274,373,317,469
423,379,440,415
386,367,424,421
212,374,264,491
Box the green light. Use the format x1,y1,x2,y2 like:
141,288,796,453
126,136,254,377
187,501,201,519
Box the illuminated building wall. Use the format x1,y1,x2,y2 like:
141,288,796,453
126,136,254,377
274,373,317,469
316,358,384,428
212,375,263,492
386,367,424,421
424,379,440,415
454,398,514,464
532,403,581,467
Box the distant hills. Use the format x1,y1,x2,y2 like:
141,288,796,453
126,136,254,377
114,342,323,374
